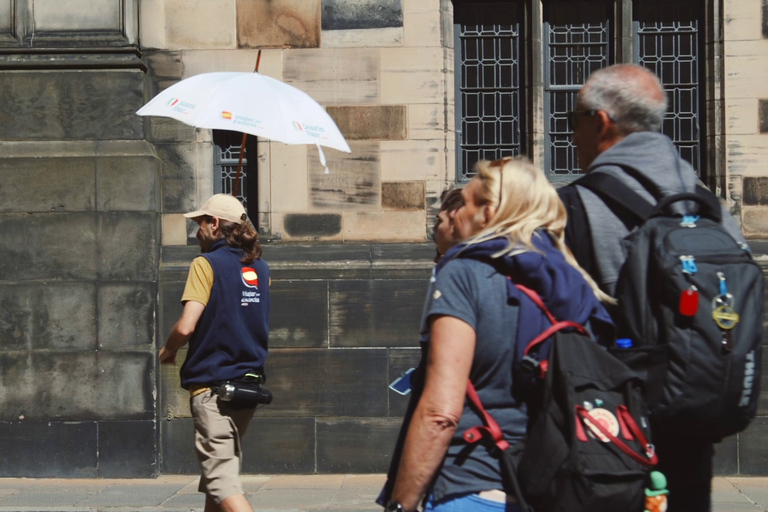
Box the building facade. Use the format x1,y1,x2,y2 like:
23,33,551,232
0,0,766,477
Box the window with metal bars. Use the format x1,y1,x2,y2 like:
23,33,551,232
212,130,259,222
453,0,706,181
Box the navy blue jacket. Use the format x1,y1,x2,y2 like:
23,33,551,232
180,239,270,389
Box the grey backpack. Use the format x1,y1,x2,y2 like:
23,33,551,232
577,169,763,441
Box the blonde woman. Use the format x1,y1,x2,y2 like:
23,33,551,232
379,158,614,512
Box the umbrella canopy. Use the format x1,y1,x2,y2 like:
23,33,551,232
136,72,351,154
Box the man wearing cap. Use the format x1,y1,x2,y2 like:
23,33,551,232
159,194,269,512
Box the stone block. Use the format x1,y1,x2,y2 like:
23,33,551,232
241,418,316,473
34,0,120,31
316,418,401,472
270,280,329,348
321,0,403,30
0,213,98,281
380,139,445,181
382,181,425,210
743,177,768,205
0,157,95,213
160,417,198,474
139,1,167,49
0,71,144,141
738,417,768,474
321,27,403,47
380,47,444,104
761,99,768,133
329,280,425,347
388,348,421,417
97,213,159,281
159,349,189,420
98,420,157,478
408,103,445,140
163,214,188,246
284,214,342,238
265,348,388,417
722,0,764,41
271,143,309,213
404,2,441,47
0,282,97,351
0,421,97,477
97,283,156,350
713,434,739,475
326,105,407,141
156,142,213,213
724,46,768,99
97,156,159,212
283,48,379,105
342,211,427,241
764,0,768,39
146,51,184,81
725,99,760,136
166,0,236,49
182,49,282,79
237,0,321,49
309,142,380,210
0,351,153,421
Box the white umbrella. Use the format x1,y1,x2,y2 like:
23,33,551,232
136,71,351,174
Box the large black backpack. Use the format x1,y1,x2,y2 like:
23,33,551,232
576,169,764,441
465,285,657,512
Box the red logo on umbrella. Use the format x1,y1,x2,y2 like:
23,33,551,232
222,111,233,120
293,121,304,132
241,267,259,288
167,98,180,106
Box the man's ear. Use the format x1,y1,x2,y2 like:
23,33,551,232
209,216,221,235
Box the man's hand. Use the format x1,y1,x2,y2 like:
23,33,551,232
159,346,178,364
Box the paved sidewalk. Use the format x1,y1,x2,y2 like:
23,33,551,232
0,475,766,511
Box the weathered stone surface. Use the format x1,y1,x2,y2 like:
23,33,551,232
270,280,328,348
764,0,768,38
166,0,236,49
382,181,425,210
0,352,153,421
316,418,401,472
284,214,342,238
342,211,427,241
241,418,315,473
156,142,212,213
97,213,158,281
321,0,403,30
739,417,768,474
162,214,188,246
326,105,407,141
237,0,321,49
380,47,444,104
329,280,425,347
34,0,121,32
265,348,388,417
309,142,380,209
0,157,95,213
760,99,768,133
283,48,379,105
0,213,98,281
98,420,157,478
743,177,768,205
0,71,144,140
0,421,97,477
0,282,97,351
98,283,156,349
97,156,159,212
271,143,309,213
321,26,403,47
743,206,768,238
160,417,197,474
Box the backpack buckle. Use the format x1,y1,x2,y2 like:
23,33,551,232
521,355,540,373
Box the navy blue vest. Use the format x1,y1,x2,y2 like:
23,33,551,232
180,239,270,389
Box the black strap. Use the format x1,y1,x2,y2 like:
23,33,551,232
575,172,654,224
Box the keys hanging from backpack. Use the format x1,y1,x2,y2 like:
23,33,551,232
464,285,657,512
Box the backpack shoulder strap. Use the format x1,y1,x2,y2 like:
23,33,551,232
574,171,654,225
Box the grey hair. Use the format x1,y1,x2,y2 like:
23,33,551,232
579,64,668,134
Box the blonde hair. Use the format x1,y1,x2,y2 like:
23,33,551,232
465,157,614,304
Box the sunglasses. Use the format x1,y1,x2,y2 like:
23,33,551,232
566,109,616,131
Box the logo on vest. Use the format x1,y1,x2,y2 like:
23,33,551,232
241,267,260,305
740,350,756,407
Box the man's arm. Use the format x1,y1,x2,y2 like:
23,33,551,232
389,315,475,511
159,300,206,364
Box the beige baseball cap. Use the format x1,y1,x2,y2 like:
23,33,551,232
184,194,247,223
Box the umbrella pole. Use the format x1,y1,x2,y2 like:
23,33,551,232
233,49,262,199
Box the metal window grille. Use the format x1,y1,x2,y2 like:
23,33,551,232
635,0,703,174
544,0,611,176
454,2,523,181
213,130,248,208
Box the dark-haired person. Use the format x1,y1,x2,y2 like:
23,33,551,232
159,194,269,512
433,188,464,263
